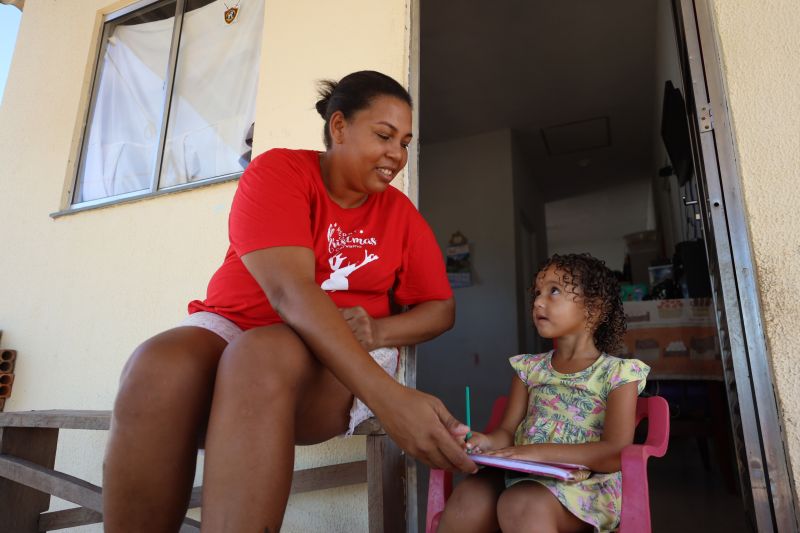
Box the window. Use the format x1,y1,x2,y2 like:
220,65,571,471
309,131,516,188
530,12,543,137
72,0,263,207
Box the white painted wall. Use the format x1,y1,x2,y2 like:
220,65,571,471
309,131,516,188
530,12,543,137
0,0,411,531
418,129,520,427
545,178,656,272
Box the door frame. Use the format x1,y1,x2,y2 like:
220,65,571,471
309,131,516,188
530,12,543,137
408,0,799,531
673,0,799,530
403,2,422,532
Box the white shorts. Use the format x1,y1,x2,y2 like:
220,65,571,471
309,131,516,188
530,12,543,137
180,311,399,436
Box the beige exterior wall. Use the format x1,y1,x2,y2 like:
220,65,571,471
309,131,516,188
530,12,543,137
0,0,411,530
709,0,800,497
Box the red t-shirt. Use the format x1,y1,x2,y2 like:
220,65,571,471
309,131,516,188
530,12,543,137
188,148,452,330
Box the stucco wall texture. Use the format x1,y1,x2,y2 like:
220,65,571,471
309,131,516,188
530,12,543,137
0,0,410,531
710,0,800,497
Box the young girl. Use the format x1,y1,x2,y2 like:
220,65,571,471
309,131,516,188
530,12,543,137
438,253,650,533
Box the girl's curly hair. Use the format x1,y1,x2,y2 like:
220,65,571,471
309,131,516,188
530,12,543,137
532,253,626,354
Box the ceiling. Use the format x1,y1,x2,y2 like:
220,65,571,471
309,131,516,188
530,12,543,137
419,0,660,202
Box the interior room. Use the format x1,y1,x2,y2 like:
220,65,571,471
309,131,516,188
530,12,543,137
415,1,753,530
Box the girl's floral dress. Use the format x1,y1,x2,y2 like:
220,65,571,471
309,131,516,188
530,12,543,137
506,351,649,532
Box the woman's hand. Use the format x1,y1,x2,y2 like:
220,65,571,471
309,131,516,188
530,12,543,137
464,431,492,454
371,383,478,473
340,306,382,351
361,298,455,349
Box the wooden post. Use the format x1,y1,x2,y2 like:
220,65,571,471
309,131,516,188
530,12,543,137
0,426,59,532
367,434,406,533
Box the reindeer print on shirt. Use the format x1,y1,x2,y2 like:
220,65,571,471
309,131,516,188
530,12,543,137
321,223,380,292
321,250,379,291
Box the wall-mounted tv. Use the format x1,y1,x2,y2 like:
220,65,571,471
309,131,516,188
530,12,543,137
660,80,694,186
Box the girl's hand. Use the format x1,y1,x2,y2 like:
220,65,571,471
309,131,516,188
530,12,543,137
484,445,540,462
339,306,382,351
464,431,492,454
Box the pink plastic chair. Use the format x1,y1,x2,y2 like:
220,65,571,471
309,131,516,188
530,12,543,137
426,395,670,533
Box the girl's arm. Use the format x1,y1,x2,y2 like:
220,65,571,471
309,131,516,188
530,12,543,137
339,299,455,351
486,380,640,473
466,376,529,452
241,246,476,473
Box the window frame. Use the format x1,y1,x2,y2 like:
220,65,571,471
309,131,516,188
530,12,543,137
55,0,245,217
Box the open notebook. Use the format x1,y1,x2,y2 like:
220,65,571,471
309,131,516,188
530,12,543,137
469,454,591,482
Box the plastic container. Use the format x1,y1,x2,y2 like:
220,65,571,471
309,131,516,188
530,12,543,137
648,264,673,286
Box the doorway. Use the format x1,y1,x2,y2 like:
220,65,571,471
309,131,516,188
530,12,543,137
412,0,796,531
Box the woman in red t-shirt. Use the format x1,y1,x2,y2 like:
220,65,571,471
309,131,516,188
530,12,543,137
103,71,477,531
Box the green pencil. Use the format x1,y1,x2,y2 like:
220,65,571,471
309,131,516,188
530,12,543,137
465,386,472,442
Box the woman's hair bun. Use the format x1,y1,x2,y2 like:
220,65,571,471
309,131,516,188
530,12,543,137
314,71,411,149
315,80,337,119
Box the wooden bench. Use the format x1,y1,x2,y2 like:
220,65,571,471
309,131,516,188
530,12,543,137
0,410,408,532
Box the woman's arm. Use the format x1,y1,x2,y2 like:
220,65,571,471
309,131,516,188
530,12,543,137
339,298,455,351
485,381,640,473
241,246,476,472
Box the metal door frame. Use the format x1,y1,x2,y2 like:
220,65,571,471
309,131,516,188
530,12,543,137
673,0,799,530
404,3,422,531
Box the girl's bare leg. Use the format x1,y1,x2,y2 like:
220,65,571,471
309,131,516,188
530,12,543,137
200,324,356,532
497,482,591,533
436,469,506,533
103,327,227,532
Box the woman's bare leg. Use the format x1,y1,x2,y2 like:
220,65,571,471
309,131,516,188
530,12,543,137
497,482,591,533
436,469,505,533
200,324,356,532
103,327,227,532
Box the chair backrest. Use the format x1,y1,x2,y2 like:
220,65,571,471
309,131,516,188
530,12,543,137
620,395,670,533
483,396,508,433
635,395,670,457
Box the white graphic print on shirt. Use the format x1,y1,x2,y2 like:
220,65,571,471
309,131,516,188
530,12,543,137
321,223,379,292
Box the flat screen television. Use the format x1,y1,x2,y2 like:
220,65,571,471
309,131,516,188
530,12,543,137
660,80,694,186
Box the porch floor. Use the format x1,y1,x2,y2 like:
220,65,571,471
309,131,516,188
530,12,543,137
649,434,752,532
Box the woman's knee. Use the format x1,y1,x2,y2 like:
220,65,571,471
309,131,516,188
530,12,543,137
114,329,224,423
216,324,316,398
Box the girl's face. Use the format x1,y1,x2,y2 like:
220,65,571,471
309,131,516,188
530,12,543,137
330,95,412,195
531,265,591,339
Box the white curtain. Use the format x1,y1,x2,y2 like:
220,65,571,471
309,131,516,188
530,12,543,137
79,0,264,202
